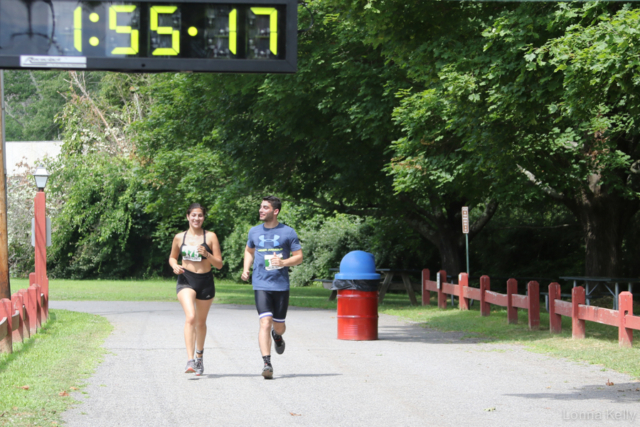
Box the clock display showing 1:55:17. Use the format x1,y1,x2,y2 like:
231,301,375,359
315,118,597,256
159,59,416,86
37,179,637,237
0,0,286,60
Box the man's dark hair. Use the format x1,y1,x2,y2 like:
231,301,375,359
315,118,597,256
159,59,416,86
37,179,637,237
262,196,281,212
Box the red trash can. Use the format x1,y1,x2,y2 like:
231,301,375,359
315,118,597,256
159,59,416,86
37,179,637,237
337,289,378,340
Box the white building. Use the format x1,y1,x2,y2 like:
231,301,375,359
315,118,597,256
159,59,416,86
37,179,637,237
5,141,62,176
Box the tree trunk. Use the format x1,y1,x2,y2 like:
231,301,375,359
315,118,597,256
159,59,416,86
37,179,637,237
403,199,498,278
566,187,640,277
435,228,464,277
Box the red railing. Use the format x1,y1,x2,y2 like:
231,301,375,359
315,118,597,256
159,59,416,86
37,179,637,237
0,274,48,350
421,269,640,348
422,269,540,330
548,283,640,347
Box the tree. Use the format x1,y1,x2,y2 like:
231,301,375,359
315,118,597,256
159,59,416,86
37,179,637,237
48,72,166,278
464,2,640,276
389,89,498,276
335,0,640,276
3,70,69,141
133,3,498,275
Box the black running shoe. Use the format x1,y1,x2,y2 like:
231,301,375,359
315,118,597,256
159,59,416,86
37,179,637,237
185,359,196,373
195,357,204,376
262,364,273,379
272,329,285,355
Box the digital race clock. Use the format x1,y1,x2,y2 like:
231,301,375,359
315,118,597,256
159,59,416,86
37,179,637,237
0,0,297,72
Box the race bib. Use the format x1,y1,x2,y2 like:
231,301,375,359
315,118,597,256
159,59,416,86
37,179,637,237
181,245,202,262
264,254,284,271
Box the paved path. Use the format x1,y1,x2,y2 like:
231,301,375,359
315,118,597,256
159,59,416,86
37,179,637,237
51,301,639,426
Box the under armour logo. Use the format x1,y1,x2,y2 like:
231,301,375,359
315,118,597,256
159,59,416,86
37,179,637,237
259,235,280,247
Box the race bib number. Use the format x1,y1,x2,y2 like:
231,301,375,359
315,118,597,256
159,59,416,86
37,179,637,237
265,254,283,270
182,245,202,262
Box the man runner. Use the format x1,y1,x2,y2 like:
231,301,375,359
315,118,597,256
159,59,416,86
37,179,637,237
241,196,303,379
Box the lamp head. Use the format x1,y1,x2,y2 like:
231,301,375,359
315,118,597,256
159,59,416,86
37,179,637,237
33,166,49,191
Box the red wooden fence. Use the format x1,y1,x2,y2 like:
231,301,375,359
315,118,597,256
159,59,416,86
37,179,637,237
421,269,640,348
0,280,47,352
421,269,540,330
548,283,640,348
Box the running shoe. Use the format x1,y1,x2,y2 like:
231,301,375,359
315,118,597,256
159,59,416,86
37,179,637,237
272,329,285,355
185,359,196,373
195,357,204,376
262,364,273,379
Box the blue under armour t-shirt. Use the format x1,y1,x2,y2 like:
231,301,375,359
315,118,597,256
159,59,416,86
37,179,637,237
247,223,301,291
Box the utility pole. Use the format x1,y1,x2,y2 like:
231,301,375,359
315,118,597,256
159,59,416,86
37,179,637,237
0,69,12,353
0,70,9,300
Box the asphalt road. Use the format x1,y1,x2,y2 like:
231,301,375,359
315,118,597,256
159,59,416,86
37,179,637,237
50,301,640,426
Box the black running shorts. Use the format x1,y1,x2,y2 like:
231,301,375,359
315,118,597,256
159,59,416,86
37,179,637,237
254,290,289,323
176,269,215,300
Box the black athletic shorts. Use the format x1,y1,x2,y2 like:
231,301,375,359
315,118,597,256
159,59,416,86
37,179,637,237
254,290,289,323
176,269,215,300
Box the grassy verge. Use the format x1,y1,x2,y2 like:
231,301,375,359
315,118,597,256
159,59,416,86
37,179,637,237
383,298,640,379
16,277,414,309
0,309,112,427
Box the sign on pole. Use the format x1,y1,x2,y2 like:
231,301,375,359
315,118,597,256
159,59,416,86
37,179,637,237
462,206,470,275
461,206,469,234
31,218,52,247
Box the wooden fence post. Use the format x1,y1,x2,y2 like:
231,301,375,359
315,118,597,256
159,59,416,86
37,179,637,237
422,269,430,306
618,291,633,348
507,279,518,324
17,289,30,339
572,286,586,339
30,285,42,329
26,286,38,334
480,275,490,317
0,298,12,353
459,273,469,311
11,293,24,343
548,282,562,334
527,281,540,330
36,285,45,327
438,270,447,309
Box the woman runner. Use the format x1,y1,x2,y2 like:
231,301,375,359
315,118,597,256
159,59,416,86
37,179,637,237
169,203,223,376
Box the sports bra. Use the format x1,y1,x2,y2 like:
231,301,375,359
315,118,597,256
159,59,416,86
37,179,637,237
180,230,213,262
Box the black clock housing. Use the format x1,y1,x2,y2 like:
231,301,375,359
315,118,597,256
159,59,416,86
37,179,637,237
0,0,297,72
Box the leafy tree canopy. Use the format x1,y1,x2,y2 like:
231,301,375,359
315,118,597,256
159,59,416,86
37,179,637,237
3,70,69,141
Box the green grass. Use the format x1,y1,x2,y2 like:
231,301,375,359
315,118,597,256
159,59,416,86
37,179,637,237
384,297,640,379
0,309,112,426
13,277,415,309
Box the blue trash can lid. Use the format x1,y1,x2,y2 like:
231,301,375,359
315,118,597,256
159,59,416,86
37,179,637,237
334,250,381,280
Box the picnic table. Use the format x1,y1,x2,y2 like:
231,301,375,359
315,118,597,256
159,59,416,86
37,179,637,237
377,269,421,305
559,276,639,310
313,279,337,301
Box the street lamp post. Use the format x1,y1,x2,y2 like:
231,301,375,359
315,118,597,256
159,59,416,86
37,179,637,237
33,166,49,312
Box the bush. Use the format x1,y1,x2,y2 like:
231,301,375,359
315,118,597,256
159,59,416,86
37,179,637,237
48,154,165,279
289,214,437,287
221,222,253,280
